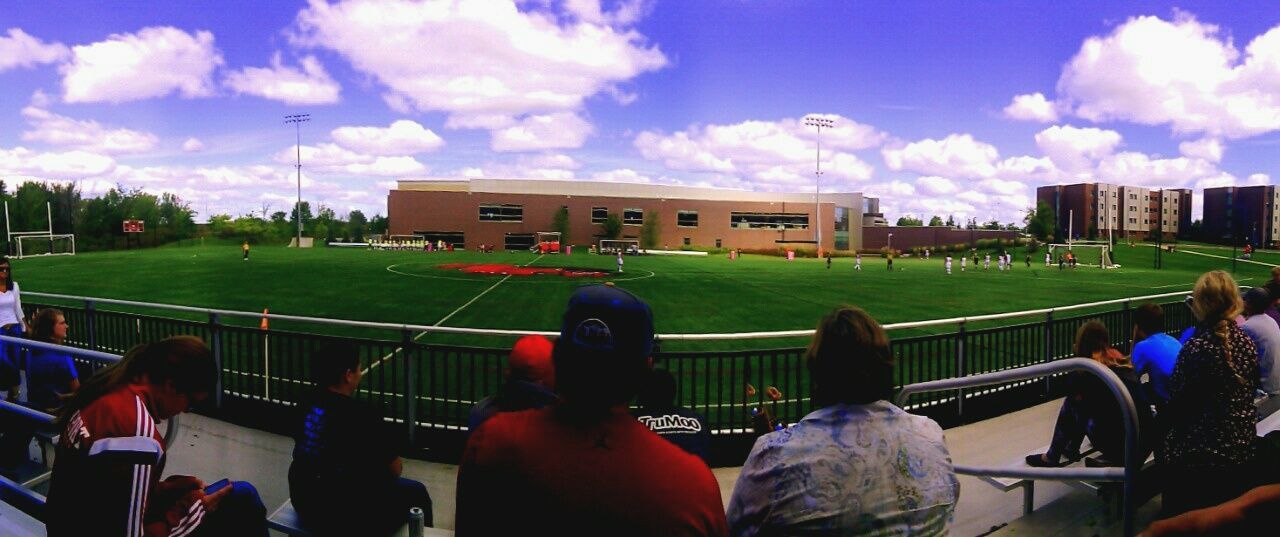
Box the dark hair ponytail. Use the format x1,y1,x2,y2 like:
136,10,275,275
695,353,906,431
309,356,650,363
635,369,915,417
57,336,215,428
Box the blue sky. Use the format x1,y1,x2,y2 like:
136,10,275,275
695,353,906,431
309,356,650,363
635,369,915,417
1,1,1277,223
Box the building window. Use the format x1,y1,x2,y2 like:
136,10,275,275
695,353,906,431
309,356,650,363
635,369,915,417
677,210,699,228
479,204,523,222
591,207,608,224
730,212,809,230
1129,218,1137,224
715,238,722,248
1173,209,1178,215
683,237,691,246
623,208,643,225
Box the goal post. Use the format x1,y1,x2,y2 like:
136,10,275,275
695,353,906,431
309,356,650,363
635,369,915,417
598,239,640,255
16,234,76,258
1048,242,1116,268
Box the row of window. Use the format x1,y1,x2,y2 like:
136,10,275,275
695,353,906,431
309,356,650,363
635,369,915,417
479,204,808,229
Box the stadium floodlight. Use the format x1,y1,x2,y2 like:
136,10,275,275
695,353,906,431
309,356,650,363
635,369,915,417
284,114,311,248
804,116,834,254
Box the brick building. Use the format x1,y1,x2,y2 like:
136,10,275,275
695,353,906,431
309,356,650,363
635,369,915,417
387,179,879,252
1036,183,1191,241
1203,185,1279,248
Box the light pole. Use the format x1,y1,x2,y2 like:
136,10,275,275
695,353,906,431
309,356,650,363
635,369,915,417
285,114,311,247
804,116,833,255
887,233,893,251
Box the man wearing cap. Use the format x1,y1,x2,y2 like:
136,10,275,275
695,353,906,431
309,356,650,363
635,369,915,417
455,283,727,536
1241,287,1280,396
467,334,557,431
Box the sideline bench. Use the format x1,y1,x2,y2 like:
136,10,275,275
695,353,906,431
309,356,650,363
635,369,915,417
268,499,451,537
0,474,45,537
979,441,1098,515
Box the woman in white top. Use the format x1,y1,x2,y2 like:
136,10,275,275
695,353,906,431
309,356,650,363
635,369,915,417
0,257,27,399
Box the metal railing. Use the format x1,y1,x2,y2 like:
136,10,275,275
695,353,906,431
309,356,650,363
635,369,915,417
898,358,1142,537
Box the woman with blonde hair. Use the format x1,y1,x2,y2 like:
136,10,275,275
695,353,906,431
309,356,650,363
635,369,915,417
728,306,959,535
1160,270,1260,516
1026,320,1153,468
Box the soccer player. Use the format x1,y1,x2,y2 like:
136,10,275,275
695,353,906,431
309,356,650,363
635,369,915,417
886,254,893,271
1046,252,1052,267
826,254,832,270
616,251,624,273
984,254,991,271
242,240,250,261
945,255,953,275
924,249,930,260
960,255,967,272
854,253,862,271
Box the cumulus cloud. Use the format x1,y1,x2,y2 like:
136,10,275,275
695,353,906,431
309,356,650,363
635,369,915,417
519,153,581,170
634,114,883,189
916,176,958,195
590,168,655,183
1178,137,1224,162
0,28,69,72
61,26,223,103
20,106,158,154
182,138,205,152
1094,151,1219,188
330,120,444,156
1033,125,1123,173
224,53,341,105
1003,92,1060,122
275,142,428,176
290,0,667,121
490,112,593,151
1055,14,1280,139
563,0,653,27
881,133,998,179
0,146,117,178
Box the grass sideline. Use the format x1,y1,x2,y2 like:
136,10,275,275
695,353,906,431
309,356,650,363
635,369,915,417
10,240,1274,351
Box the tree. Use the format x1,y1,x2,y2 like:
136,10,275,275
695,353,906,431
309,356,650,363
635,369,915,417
1024,201,1056,241
289,201,313,233
347,210,367,242
602,213,623,240
551,206,570,244
945,215,956,228
896,216,923,226
928,215,944,227
640,210,661,249
369,214,389,236
983,220,1001,230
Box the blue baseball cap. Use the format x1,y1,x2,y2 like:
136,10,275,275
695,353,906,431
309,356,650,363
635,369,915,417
559,283,654,359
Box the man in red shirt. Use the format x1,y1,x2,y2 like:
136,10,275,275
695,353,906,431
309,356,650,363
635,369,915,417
455,283,727,536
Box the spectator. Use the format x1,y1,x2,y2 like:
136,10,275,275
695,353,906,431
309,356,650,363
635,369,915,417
727,306,959,535
0,256,27,400
633,368,711,463
456,283,726,536
1265,268,1280,328
1130,303,1181,409
289,341,432,536
1026,321,1154,468
1162,271,1261,516
45,336,268,537
1241,287,1280,396
467,334,557,431
1141,484,1280,536
25,308,80,412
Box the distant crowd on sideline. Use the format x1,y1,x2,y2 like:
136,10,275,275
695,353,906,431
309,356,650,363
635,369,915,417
2,259,1280,535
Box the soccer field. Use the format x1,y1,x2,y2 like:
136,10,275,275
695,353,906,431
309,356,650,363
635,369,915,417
10,240,1276,350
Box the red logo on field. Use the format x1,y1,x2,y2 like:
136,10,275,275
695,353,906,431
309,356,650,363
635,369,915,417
438,263,609,278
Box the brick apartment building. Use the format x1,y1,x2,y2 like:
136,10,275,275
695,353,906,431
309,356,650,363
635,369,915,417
1203,185,1280,248
1036,183,1191,241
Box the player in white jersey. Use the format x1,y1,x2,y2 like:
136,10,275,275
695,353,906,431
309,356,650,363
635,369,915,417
983,254,990,270
945,255,953,274
854,253,862,270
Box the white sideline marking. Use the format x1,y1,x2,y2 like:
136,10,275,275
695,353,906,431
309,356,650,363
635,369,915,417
1177,248,1279,268
364,254,545,374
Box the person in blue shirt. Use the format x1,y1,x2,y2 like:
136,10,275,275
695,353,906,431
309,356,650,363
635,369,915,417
25,308,79,412
1130,303,1181,410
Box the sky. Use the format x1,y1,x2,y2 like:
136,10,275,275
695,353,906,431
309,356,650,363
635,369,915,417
1,0,1278,224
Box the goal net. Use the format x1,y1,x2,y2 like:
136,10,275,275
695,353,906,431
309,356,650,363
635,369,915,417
599,239,640,255
16,234,75,258
533,232,562,253
1048,242,1116,269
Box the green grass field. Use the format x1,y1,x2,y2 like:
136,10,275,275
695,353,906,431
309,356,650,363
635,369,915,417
10,240,1276,351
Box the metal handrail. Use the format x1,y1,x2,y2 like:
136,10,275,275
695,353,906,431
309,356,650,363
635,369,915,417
897,358,1142,537
0,336,181,448
24,288,1196,340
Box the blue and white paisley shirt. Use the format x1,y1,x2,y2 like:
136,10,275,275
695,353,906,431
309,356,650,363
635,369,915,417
727,401,960,536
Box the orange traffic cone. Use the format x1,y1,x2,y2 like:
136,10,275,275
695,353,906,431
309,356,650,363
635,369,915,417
260,309,269,330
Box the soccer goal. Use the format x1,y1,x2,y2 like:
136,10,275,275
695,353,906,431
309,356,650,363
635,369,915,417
1049,242,1116,269
599,239,640,255
532,232,562,254
6,201,75,258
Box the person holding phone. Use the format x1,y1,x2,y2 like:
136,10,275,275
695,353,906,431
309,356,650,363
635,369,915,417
44,336,268,537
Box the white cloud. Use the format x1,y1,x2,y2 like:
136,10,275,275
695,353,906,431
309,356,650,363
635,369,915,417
0,28,69,72
916,176,958,195
634,114,883,189
882,133,998,179
224,53,341,105
490,112,593,151
590,168,654,183
563,0,652,27
1034,125,1123,173
61,26,223,103
1246,173,1271,185
1178,137,1224,162
275,142,428,176
1056,14,1280,139
20,106,158,154
520,153,581,170
290,0,667,120
0,146,117,178
1003,92,1060,122
1095,151,1219,188
182,138,205,152
330,120,444,156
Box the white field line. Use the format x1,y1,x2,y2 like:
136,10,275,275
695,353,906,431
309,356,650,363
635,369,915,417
1177,248,1279,268
363,254,545,374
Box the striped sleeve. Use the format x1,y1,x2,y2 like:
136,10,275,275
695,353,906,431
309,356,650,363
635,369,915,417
129,396,155,537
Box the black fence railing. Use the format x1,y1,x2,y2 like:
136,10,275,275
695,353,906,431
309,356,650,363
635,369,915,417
23,297,1197,465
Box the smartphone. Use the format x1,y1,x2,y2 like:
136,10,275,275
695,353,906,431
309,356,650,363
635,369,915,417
203,478,231,495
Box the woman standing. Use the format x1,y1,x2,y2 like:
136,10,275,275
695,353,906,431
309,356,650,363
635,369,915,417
0,256,27,400
1161,271,1260,516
